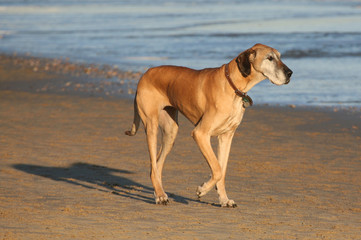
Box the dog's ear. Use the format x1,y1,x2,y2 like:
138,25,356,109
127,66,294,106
236,49,254,78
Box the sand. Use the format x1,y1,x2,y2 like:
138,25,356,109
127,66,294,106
1,55,360,239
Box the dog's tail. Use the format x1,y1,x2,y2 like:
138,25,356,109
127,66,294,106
125,95,140,136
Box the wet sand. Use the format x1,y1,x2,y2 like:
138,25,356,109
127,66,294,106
1,55,360,239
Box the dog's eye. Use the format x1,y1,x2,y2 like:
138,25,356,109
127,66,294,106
267,56,274,61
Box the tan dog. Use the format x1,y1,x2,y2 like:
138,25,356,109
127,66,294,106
125,44,292,207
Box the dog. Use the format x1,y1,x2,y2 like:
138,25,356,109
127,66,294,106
125,43,292,207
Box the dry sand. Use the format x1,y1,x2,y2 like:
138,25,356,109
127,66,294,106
1,55,360,239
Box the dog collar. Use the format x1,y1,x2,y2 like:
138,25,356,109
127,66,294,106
224,63,253,108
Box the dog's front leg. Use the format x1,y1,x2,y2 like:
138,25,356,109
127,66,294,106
192,127,222,198
216,131,237,208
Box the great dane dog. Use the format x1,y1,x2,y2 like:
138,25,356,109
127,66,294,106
125,44,293,207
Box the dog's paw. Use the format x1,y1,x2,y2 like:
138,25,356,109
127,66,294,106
125,130,135,136
221,199,237,208
196,184,207,198
155,194,169,205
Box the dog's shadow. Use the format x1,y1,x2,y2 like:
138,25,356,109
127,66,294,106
12,162,201,205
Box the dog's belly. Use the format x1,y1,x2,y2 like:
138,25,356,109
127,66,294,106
170,100,204,126
167,85,205,125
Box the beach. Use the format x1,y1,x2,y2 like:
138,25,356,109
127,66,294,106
1,55,360,239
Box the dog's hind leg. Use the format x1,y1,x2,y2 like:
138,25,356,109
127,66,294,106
157,107,179,188
137,98,169,205
145,116,170,205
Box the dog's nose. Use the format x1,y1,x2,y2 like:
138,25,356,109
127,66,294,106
286,69,293,78
284,68,292,84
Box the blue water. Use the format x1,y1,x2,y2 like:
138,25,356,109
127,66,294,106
1,0,361,107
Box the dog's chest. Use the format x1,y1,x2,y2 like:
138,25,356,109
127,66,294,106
213,98,245,135
228,99,245,126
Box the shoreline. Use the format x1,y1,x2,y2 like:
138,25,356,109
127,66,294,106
0,53,141,99
0,53,143,82
1,52,360,239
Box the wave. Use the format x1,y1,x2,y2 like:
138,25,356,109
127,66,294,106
283,49,361,59
0,6,63,14
124,56,169,61
132,31,361,59
159,31,361,38
0,30,15,38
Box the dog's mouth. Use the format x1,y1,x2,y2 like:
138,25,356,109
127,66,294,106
266,67,293,85
271,80,282,85
265,75,281,86
267,73,292,85
268,79,289,86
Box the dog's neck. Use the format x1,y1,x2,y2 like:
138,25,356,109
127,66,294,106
224,63,253,107
226,60,267,93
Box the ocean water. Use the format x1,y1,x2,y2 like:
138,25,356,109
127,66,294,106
1,0,361,107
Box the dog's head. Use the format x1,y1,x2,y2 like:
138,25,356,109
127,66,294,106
236,43,292,85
